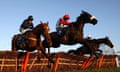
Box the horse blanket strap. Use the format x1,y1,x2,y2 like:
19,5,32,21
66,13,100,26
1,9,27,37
28,37,37,41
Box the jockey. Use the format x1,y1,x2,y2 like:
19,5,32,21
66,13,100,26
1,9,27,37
18,15,34,47
20,15,34,34
56,14,71,36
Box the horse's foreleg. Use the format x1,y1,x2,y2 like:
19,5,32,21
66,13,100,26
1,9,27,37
41,48,54,63
36,50,41,62
37,42,54,63
36,41,46,62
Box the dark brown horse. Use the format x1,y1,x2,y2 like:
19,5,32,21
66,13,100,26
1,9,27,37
68,37,114,58
43,11,98,54
11,22,53,62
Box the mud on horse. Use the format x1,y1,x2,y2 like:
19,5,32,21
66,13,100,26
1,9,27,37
43,10,98,55
11,21,53,62
68,36,114,59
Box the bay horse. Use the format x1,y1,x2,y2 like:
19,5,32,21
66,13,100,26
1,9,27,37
43,10,98,54
11,21,53,62
68,36,114,58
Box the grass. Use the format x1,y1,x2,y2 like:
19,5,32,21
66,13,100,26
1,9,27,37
58,67,120,72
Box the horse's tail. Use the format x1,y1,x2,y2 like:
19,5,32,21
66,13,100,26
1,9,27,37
11,34,21,51
11,34,18,51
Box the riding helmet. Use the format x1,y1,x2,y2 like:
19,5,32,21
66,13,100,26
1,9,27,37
63,14,70,19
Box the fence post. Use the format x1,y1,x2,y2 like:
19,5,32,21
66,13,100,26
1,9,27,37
1,58,5,71
21,52,30,72
98,55,104,69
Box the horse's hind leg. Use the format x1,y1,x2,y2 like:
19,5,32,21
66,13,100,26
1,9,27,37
94,53,99,59
97,49,103,54
89,50,96,59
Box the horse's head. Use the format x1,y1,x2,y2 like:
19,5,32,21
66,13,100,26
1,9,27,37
77,10,97,25
40,21,50,33
40,21,52,47
104,36,114,48
34,21,52,47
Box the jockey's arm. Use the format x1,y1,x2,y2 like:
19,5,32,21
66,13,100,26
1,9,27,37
60,18,70,25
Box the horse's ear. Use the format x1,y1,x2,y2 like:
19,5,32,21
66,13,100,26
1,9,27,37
81,10,87,16
81,10,89,15
40,21,43,24
81,10,84,13
81,10,86,14
47,21,49,24
105,36,109,39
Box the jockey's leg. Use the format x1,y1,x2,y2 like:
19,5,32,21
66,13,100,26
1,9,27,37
57,28,64,37
17,35,22,45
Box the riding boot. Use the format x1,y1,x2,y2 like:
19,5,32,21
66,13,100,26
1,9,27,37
57,30,61,36
57,29,64,37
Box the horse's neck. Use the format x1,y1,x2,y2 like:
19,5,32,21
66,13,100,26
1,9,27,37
73,21,84,31
32,27,42,39
97,39,106,45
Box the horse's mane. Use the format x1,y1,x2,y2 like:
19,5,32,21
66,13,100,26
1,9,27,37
95,37,110,43
76,10,91,21
33,22,48,33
